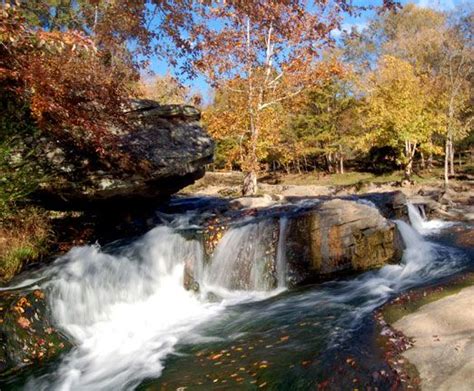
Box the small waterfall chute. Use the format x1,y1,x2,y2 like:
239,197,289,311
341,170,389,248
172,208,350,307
202,219,278,292
407,202,454,235
276,216,289,289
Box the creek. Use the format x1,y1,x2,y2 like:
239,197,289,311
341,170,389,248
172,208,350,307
1,199,472,390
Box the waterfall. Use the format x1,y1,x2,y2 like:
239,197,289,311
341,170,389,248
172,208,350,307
16,201,465,390
407,202,453,235
27,226,218,390
25,218,286,390
276,216,289,288
202,219,279,292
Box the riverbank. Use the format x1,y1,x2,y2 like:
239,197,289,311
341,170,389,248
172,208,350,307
395,286,474,391
1,169,472,283
378,273,474,390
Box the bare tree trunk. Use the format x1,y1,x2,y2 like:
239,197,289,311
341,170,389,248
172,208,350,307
327,153,333,173
242,17,258,196
404,140,417,181
404,160,413,180
242,171,258,196
444,138,449,187
339,144,344,174
420,152,425,170
449,137,455,175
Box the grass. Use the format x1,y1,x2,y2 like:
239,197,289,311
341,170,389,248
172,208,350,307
277,168,449,187
0,206,51,282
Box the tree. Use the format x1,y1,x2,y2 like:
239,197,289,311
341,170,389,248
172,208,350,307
203,78,285,171
0,5,132,154
188,1,397,195
343,3,473,185
288,60,359,174
363,56,438,180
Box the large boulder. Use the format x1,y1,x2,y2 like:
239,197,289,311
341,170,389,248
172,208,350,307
194,199,403,290
285,199,403,285
35,100,214,207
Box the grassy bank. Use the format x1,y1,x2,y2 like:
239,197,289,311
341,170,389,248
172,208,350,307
0,207,51,283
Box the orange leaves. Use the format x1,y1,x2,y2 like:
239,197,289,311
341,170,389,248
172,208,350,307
17,316,31,329
0,5,132,162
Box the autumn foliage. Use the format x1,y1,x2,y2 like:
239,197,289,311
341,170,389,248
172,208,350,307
0,5,133,151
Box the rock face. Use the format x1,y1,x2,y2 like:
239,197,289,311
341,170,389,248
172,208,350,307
0,289,71,375
285,199,403,285
36,100,214,206
196,199,404,290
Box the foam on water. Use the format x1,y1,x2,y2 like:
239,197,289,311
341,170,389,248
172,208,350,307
19,201,465,390
25,218,284,390
407,202,454,235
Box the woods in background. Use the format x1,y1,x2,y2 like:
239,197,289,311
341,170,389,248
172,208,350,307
204,3,473,191
0,1,472,201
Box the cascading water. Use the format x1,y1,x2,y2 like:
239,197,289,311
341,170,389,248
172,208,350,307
27,226,224,390
276,216,289,289
202,220,277,292
2,199,470,390
407,202,454,234
22,217,285,390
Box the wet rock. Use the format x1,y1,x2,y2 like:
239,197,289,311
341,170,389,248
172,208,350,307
285,199,403,285
0,289,71,376
196,199,403,290
360,191,408,221
35,100,214,207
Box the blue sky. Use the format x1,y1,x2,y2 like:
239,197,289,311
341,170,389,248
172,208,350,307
144,0,464,101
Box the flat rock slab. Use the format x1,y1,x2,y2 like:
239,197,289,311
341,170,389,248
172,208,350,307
393,286,474,391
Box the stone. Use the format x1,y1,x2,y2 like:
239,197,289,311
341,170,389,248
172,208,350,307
0,289,72,376
34,100,214,207
285,199,403,285
359,191,408,221
229,194,276,209
196,198,403,290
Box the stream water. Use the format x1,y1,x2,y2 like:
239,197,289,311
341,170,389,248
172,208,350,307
1,200,472,390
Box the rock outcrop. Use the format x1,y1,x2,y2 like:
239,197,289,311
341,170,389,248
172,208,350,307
285,199,403,285
195,199,404,289
36,100,214,207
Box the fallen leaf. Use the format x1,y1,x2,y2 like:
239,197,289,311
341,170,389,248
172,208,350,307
17,316,30,329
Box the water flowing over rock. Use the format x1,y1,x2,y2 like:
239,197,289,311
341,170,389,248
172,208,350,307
1,195,470,389
35,100,214,207
197,199,404,288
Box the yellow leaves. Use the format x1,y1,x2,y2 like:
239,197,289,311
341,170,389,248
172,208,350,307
364,55,438,158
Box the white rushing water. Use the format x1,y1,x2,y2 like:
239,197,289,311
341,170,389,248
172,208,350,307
24,203,462,390
27,219,284,391
407,202,454,235
276,216,289,289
